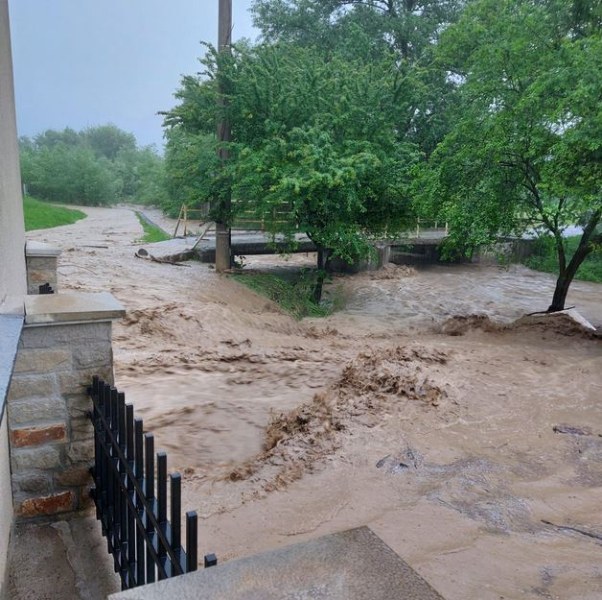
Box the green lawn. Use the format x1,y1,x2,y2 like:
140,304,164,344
23,196,86,231
134,212,171,243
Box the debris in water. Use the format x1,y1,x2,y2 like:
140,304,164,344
552,424,597,437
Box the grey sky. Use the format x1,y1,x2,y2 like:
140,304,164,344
9,1,258,150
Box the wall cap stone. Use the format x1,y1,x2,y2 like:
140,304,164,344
24,292,125,326
25,241,62,258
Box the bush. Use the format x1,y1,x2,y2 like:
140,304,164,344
232,271,333,319
524,235,602,283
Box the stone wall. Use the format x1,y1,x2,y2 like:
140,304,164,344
5,291,124,520
7,321,115,518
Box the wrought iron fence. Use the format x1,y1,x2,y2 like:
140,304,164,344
88,376,216,590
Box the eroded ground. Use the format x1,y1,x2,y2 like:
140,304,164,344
29,206,602,600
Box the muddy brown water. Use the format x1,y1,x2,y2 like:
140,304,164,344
29,206,602,600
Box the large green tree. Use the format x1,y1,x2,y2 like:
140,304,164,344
417,0,602,312
251,0,465,156
162,128,219,217
165,41,418,298
252,0,464,60
164,0,468,299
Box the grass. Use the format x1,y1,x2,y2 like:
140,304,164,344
524,235,602,284
233,271,334,319
23,196,86,231
135,212,171,243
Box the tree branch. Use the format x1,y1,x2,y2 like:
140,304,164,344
339,0,395,14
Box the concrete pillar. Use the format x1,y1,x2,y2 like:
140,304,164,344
25,241,62,294
0,0,27,305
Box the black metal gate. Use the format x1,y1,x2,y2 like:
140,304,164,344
88,376,216,590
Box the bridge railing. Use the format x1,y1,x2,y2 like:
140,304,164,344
414,219,449,237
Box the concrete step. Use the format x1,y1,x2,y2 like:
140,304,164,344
110,527,445,600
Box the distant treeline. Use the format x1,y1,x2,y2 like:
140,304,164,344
19,124,169,207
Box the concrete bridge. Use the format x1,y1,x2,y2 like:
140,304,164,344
138,225,449,267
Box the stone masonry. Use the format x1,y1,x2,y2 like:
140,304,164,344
6,292,124,519
25,241,61,294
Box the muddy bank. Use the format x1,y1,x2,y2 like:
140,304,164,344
27,205,602,600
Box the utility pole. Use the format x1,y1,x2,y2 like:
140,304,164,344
215,0,232,272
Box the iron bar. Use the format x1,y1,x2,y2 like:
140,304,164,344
88,379,208,590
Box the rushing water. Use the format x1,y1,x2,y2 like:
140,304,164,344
328,263,602,332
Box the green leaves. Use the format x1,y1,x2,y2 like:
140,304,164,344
162,0,468,271
416,0,602,308
20,125,166,207
164,37,419,261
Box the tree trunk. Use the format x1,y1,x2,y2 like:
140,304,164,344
547,211,601,312
312,247,330,304
549,270,574,313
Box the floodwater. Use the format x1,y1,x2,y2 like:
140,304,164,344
28,206,602,600
329,263,602,332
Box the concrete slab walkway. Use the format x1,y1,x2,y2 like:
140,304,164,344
6,513,120,600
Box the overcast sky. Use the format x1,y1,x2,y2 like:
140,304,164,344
9,1,258,150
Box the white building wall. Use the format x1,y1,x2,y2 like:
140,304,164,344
0,0,27,304
0,0,27,594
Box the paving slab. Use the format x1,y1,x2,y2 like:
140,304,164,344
6,514,120,600
110,526,445,600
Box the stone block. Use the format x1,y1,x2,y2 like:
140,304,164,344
20,322,112,349
67,441,95,464
70,415,93,441
58,365,113,395
29,256,57,270
12,472,52,494
10,423,67,448
8,396,66,426
72,343,113,369
16,491,75,518
57,372,92,396
28,268,55,284
78,486,95,510
13,348,71,374
11,446,62,472
55,466,90,487
64,393,91,420
7,374,57,401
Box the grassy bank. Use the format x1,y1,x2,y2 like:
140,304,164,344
524,236,602,283
233,271,333,319
23,196,86,231
135,212,171,243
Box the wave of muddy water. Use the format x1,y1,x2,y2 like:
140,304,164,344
29,206,602,600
